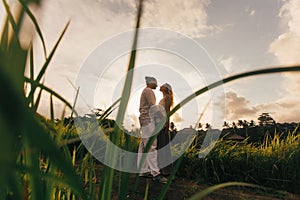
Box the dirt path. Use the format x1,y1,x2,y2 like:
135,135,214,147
107,174,300,200
93,164,300,200
127,177,300,200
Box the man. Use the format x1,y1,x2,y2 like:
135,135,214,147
137,76,168,184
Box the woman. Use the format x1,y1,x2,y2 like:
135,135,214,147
157,83,174,176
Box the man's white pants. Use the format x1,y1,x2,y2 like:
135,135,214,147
137,123,160,177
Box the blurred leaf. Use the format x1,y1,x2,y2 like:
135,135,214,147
35,21,70,83
16,164,85,194
0,113,14,199
0,4,27,98
27,0,41,5
2,0,17,32
1,50,85,200
70,87,79,118
32,86,43,112
143,182,149,200
25,103,85,197
25,77,75,113
158,156,184,200
98,98,120,121
18,0,47,58
27,21,70,105
24,140,44,200
29,43,35,106
0,16,9,50
100,0,144,199
188,182,260,200
50,94,54,122
29,44,34,80
60,104,67,121
0,51,25,198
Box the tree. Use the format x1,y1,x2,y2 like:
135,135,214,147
170,122,177,132
198,122,203,130
94,108,103,118
231,122,237,129
258,113,275,126
249,120,255,127
237,120,243,128
223,121,229,129
243,120,249,128
205,123,211,130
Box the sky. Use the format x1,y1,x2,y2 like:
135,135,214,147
1,0,300,129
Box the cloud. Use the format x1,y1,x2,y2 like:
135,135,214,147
249,10,256,16
223,91,259,121
216,90,300,123
269,0,300,64
218,56,234,73
24,0,137,108
258,98,300,123
279,0,300,36
222,88,300,123
269,32,300,64
267,0,300,122
245,7,256,16
172,113,183,123
25,0,215,106
93,0,216,38
142,0,213,38
98,0,136,13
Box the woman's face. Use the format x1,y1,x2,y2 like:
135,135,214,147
160,86,164,92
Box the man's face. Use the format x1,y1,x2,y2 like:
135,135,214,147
148,83,157,89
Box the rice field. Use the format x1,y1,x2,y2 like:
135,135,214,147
179,129,300,194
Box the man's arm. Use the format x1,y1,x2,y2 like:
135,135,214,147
146,89,156,106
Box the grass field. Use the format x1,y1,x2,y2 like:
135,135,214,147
1,0,300,199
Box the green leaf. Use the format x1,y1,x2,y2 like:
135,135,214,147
99,98,120,121
70,87,80,118
36,21,70,83
0,113,15,199
27,21,70,106
29,43,35,106
1,59,85,200
18,0,47,58
0,16,9,50
50,94,54,122
24,140,44,200
157,154,184,200
24,77,75,114
0,15,28,94
32,86,43,112
100,0,145,199
188,182,261,200
2,0,17,32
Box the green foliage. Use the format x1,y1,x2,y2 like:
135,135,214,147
0,0,85,199
180,130,300,194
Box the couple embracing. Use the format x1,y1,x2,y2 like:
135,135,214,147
137,76,173,184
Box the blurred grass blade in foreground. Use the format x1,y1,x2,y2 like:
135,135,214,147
0,0,86,199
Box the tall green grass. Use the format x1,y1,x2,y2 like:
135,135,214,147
179,129,300,194
0,0,85,199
